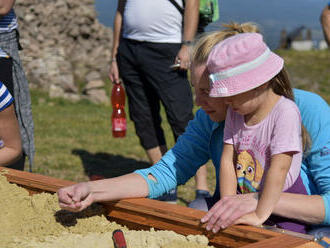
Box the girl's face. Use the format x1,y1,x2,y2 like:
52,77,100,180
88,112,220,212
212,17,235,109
223,84,268,116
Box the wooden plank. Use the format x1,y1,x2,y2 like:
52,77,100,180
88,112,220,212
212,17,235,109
0,167,75,194
0,167,313,248
241,235,312,248
104,199,280,247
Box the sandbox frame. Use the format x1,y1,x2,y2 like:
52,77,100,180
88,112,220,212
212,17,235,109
1,167,326,248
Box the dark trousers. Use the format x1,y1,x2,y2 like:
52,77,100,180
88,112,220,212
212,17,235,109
117,39,194,149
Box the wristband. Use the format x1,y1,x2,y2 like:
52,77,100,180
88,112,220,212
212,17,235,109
110,57,117,63
182,40,193,46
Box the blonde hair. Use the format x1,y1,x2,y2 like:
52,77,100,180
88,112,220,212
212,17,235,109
191,22,311,153
191,22,260,65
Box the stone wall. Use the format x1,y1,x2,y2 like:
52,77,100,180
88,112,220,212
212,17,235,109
15,0,113,104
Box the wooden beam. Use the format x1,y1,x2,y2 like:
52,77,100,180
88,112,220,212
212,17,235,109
0,167,318,248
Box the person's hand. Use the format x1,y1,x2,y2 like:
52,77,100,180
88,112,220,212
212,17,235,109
57,182,94,212
175,45,191,70
109,60,120,84
201,193,258,233
235,211,265,227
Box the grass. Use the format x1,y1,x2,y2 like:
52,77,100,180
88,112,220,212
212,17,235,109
277,49,330,102
29,49,329,207
31,88,208,205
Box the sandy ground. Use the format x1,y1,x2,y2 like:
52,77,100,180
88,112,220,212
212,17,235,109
0,172,213,248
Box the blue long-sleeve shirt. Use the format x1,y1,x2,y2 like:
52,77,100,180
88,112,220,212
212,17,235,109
135,89,330,225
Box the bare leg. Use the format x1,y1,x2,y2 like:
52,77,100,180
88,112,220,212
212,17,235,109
321,4,330,47
146,145,167,165
195,165,209,191
188,164,211,211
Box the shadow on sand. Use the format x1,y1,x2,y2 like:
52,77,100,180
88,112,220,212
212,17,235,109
72,149,150,179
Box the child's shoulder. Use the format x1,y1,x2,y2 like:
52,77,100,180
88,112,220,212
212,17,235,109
276,96,300,113
269,96,301,122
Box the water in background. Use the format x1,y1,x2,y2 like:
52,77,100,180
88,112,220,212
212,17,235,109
95,0,328,49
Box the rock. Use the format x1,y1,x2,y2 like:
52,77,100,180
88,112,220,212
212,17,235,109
84,79,105,91
84,88,109,104
85,71,101,82
15,0,113,103
49,84,65,98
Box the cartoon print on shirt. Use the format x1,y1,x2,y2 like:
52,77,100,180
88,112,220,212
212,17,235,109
236,150,264,193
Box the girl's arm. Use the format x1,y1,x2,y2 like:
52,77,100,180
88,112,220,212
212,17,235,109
220,143,237,197
0,104,22,165
237,152,292,226
201,143,237,233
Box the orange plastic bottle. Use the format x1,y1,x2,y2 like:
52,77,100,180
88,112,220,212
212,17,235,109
112,106,126,138
111,81,125,108
111,81,126,138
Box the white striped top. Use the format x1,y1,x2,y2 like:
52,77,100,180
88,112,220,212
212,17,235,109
0,82,13,148
0,82,14,148
0,81,13,111
0,9,18,33
0,9,17,58
0,48,9,58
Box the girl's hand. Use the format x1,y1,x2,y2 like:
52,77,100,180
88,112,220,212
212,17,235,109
201,193,258,233
235,211,265,227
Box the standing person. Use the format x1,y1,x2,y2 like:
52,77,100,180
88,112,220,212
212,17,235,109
109,0,199,202
320,1,330,47
0,81,22,166
204,33,308,233
0,0,35,171
58,23,330,237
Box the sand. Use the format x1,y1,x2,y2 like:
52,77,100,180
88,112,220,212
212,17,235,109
0,173,213,248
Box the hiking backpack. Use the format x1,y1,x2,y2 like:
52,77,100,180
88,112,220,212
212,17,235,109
169,0,219,33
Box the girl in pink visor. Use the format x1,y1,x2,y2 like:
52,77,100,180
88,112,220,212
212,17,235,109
204,32,310,233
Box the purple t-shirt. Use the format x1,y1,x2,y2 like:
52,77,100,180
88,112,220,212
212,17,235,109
224,96,302,192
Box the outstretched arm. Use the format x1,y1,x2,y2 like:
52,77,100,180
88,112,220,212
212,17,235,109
273,192,325,224
57,173,149,212
58,109,214,211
